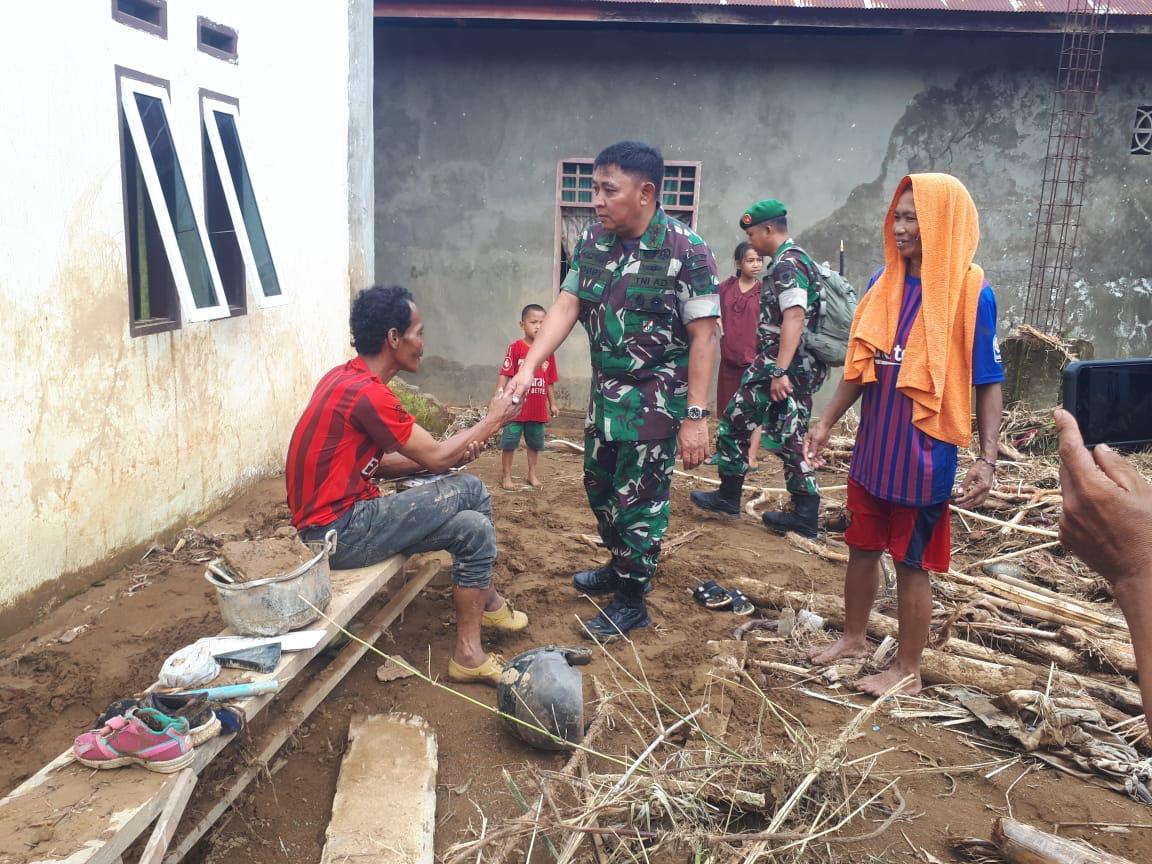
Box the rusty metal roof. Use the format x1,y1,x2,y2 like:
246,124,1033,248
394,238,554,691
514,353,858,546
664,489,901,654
376,0,1152,17
581,0,1152,12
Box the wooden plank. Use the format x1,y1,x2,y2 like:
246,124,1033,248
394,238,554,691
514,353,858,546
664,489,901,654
321,713,437,864
138,769,197,864
0,555,408,864
162,559,439,864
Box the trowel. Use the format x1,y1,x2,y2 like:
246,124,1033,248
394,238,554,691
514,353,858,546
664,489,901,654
213,642,282,674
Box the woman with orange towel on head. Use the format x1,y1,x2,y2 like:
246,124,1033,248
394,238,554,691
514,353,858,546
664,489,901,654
802,174,1005,697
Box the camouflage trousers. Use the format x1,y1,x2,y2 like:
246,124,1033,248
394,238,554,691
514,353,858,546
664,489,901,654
583,426,677,584
716,353,828,496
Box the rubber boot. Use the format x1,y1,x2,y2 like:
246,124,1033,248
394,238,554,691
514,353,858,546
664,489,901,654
689,473,744,517
584,578,651,641
761,493,820,539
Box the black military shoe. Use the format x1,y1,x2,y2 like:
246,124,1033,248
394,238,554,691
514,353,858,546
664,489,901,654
761,493,820,539
572,565,618,594
573,566,652,595
583,592,651,641
689,473,744,517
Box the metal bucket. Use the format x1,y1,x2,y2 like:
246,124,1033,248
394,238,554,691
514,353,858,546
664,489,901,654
204,530,335,637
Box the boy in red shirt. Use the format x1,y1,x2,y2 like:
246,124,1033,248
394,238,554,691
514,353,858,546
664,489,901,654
497,304,559,490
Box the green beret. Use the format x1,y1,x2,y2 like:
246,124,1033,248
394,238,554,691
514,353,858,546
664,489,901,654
739,199,787,229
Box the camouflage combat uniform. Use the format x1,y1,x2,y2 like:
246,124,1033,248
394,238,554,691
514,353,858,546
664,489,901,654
716,240,828,495
562,208,720,583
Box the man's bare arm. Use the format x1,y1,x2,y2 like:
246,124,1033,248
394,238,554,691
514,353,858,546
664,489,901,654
678,317,719,470
954,382,1003,508
684,317,718,411
399,390,519,473
803,379,864,468
774,306,805,371
371,452,423,478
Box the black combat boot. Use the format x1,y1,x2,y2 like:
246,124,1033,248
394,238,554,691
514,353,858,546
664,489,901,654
573,565,652,595
761,493,820,539
689,473,744,517
583,578,651,640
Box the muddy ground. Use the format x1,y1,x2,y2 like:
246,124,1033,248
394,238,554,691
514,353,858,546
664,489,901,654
2,415,1150,863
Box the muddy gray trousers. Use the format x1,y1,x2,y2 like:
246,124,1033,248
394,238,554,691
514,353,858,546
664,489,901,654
300,473,496,588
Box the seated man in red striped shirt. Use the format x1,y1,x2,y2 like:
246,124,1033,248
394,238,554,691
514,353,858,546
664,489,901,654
287,285,525,686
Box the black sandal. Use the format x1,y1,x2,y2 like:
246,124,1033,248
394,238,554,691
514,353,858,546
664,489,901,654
693,580,733,610
729,589,755,616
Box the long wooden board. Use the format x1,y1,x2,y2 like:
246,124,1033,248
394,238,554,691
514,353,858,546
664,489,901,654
162,560,440,864
0,555,408,864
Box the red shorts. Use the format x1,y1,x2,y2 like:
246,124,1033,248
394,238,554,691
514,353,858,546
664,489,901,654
843,479,951,573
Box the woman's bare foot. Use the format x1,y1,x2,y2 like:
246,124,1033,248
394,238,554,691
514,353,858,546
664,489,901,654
851,666,922,697
500,477,517,491
527,474,542,488
809,636,871,665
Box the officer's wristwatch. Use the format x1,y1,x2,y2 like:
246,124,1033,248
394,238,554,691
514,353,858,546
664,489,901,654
770,366,789,379
686,406,711,421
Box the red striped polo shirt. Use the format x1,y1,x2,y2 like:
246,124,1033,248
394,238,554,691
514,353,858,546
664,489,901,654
286,357,415,529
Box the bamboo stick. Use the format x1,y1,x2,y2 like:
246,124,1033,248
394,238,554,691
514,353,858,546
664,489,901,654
994,817,1136,864
976,541,1062,567
949,505,1060,538
944,569,1127,634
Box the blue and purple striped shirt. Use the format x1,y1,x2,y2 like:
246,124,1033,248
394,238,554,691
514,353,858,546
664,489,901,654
849,273,1004,507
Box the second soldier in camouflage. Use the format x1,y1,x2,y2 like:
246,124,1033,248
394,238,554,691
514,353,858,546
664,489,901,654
691,199,829,537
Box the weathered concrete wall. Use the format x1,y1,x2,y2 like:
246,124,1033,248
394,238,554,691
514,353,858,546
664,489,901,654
348,0,376,297
374,22,1152,408
0,2,362,616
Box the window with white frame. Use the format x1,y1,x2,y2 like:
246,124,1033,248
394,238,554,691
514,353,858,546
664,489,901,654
554,158,702,290
118,72,229,333
202,95,284,307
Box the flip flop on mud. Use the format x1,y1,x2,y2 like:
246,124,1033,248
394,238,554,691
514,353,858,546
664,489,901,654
728,589,754,616
693,580,734,610
693,581,756,615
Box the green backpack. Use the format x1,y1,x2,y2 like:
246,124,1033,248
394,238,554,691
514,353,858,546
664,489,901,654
805,260,858,367
766,246,859,367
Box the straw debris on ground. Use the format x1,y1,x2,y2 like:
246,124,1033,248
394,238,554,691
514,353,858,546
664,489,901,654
444,638,911,864
449,407,1152,859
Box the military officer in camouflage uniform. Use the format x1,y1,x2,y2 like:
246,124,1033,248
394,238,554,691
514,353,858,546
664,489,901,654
691,199,828,538
507,141,720,639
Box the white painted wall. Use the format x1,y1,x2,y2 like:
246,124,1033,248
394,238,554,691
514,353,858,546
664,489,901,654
0,1,360,610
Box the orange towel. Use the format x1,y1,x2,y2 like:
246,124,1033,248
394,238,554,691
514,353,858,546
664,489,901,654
844,173,985,447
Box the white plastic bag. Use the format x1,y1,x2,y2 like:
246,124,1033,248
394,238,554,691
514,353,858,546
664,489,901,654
158,641,221,689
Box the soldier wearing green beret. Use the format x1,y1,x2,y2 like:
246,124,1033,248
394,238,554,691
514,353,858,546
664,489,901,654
507,141,720,639
691,199,828,537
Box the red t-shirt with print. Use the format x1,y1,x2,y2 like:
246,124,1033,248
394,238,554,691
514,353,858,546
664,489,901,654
500,339,558,424
286,357,415,529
